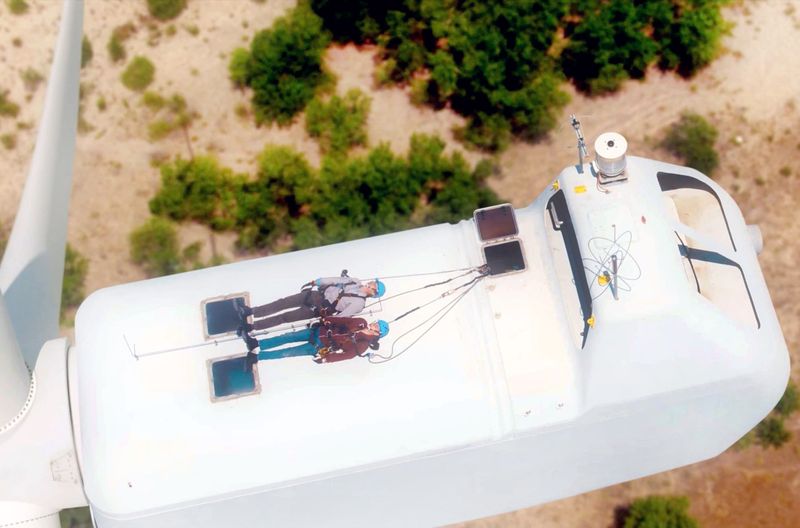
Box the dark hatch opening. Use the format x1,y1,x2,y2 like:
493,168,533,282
204,295,247,337
475,204,519,242
483,240,526,276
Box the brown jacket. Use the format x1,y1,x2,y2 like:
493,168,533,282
315,317,377,363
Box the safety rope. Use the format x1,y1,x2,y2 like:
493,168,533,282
373,266,481,281
365,266,486,310
387,272,487,323
369,275,485,364
127,266,488,359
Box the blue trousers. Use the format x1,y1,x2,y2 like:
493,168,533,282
257,328,320,361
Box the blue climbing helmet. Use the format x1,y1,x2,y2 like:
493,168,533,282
373,279,386,298
377,320,389,338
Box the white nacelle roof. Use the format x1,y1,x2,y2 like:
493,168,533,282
74,156,788,519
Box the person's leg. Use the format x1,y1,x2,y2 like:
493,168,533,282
252,306,318,330
252,291,312,318
257,342,317,361
257,328,311,350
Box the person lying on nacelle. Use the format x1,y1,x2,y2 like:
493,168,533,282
243,317,390,370
237,275,386,334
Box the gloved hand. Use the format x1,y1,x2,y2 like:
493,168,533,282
301,281,314,290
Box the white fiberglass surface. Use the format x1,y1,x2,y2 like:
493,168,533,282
75,224,504,515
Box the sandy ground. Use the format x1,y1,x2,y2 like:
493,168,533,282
2,0,800,526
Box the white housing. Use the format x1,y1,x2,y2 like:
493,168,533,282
595,132,628,178
72,156,789,527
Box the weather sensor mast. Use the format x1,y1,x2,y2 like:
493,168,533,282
570,114,588,172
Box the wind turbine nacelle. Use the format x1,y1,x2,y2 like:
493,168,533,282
72,155,788,527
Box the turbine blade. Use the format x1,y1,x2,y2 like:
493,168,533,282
0,0,83,367
0,292,30,426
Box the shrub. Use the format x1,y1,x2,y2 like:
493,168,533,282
150,156,241,230
143,93,195,150
775,381,799,417
661,112,719,175
7,0,28,15
142,91,167,110
61,244,88,321
1,133,16,150
0,90,20,118
146,136,499,252
147,0,187,21
309,0,391,44
228,47,250,88
663,0,727,76
562,0,658,94
108,23,135,63
312,0,728,148
245,4,331,124
148,119,174,141
234,103,249,119
561,0,728,92
96,96,107,111
130,217,182,277
305,89,370,153
108,34,125,63
121,56,156,91
755,416,791,448
81,35,93,68
623,496,699,528
235,146,317,248
20,68,43,92
313,0,569,152
458,113,512,153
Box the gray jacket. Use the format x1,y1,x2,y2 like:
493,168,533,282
314,277,367,316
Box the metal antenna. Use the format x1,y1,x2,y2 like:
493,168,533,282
570,114,588,173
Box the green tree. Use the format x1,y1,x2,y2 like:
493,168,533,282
305,89,370,154
661,112,719,175
245,5,331,124
149,156,241,230
130,217,182,277
121,56,156,92
235,146,316,248
312,0,569,151
147,0,186,21
663,0,727,76
561,0,658,94
623,496,699,528
309,0,397,43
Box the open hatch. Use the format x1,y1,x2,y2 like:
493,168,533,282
202,293,250,339
474,204,527,277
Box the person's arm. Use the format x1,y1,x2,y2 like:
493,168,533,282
334,296,366,317
322,317,367,332
314,276,359,287
320,336,364,362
